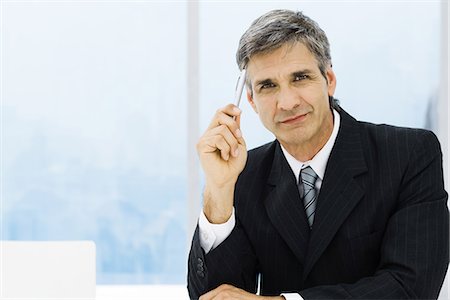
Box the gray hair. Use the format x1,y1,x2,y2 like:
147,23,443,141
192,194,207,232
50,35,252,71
236,9,339,109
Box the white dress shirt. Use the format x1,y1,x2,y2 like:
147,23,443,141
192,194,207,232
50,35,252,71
198,109,341,299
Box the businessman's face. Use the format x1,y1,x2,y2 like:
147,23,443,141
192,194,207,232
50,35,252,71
246,42,336,159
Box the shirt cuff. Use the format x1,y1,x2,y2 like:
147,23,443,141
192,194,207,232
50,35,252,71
281,293,304,300
198,208,236,253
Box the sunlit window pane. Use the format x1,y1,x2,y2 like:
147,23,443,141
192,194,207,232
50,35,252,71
3,2,187,284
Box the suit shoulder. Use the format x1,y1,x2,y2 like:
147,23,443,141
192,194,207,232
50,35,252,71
237,141,276,180
359,121,439,144
248,140,276,153
357,120,442,156
245,140,276,167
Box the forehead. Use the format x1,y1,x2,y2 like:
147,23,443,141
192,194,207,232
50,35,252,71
246,42,320,80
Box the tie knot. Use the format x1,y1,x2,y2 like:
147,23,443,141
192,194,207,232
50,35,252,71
300,166,318,186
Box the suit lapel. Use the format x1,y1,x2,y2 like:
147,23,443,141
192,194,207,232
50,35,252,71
264,142,310,265
302,109,368,279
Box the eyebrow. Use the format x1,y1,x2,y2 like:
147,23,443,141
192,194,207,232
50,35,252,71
253,69,315,87
254,78,274,87
292,69,314,78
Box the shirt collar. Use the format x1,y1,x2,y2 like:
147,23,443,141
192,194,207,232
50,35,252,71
280,109,340,183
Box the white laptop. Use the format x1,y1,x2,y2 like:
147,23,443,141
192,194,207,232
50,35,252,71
0,241,96,299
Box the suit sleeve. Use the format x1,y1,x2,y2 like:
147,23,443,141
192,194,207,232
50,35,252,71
300,131,449,299
187,220,259,299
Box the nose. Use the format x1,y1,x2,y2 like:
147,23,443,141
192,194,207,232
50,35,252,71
277,87,300,111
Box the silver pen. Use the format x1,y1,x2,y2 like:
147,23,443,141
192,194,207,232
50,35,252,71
234,69,247,108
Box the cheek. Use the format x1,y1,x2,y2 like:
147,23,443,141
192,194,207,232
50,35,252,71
255,99,273,114
302,87,329,109
258,104,277,125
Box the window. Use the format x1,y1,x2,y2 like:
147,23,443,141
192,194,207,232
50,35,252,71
2,2,447,297
3,1,188,284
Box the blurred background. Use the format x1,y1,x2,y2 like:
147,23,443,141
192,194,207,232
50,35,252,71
1,0,448,297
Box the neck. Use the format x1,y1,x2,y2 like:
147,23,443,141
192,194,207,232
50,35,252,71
281,110,334,162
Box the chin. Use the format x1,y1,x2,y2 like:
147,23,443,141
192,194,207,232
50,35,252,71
278,132,310,146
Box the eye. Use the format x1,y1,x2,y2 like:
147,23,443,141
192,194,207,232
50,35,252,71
260,82,276,90
294,74,308,81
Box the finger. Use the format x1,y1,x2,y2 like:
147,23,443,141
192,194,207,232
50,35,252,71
222,103,242,118
235,113,241,128
199,284,231,300
207,105,242,133
204,125,240,158
234,114,246,147
217,113,242,141
198,286,219,300
198,134,231,160
214,136,232,161
200,128,245,159
236,128,247,151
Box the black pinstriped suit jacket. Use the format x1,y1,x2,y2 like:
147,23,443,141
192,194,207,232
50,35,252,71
187,107,449,299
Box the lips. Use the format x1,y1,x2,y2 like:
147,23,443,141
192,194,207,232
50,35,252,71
280,113,309,124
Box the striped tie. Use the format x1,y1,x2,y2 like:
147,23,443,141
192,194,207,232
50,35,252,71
299,166,319,227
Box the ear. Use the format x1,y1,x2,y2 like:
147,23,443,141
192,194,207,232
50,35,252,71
247,90,258,114
326,67,337,96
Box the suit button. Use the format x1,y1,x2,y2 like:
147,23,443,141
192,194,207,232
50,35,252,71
197,258,204,266
197,270,205,278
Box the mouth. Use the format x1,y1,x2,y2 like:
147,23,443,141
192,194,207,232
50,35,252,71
280,113,309,124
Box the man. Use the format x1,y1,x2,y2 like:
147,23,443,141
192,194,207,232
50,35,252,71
187,9,449,300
